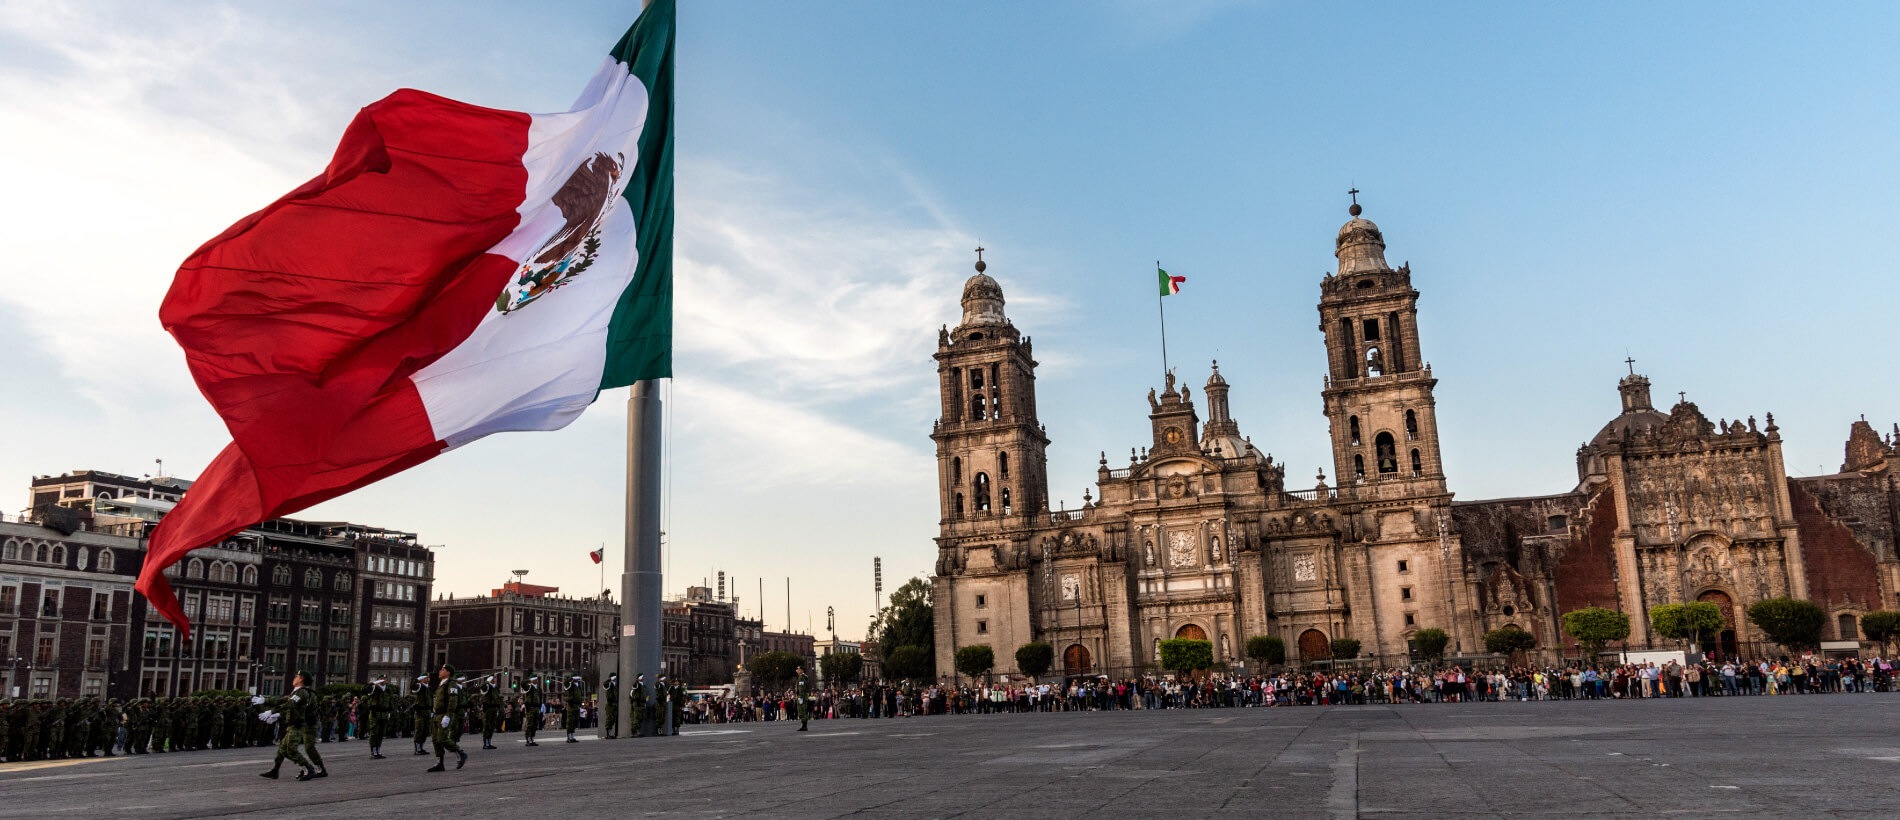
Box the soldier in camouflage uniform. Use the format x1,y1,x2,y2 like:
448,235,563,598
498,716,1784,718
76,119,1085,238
651,675,669,737
629,674,649,737
362,676,393,759
477,675,502,749
795,667,812,732
601,673,619,739
410,674,433,756
563,674,584,743
519,673,543,747
260,670,326,781
425,663,467,772
124,698,148,753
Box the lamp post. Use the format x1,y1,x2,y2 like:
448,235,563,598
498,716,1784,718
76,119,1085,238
5,656,23,699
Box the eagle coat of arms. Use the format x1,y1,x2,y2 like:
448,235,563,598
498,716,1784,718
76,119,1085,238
496,151,624,314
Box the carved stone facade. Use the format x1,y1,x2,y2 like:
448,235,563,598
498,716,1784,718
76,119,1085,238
931,205,1900,676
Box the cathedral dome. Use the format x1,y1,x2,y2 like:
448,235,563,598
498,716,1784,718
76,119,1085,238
1590,407,1669,447
1335,207,1391,275
960,271,1008,328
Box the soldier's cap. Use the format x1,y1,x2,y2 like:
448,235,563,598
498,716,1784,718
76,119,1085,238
571,675,582,680
297,669,314,681
441,663,457,676
374,676,388,683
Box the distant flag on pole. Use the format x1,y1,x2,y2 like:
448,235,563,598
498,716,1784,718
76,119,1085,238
590,547,606,564
1159,267,1186,296
135,0,677,639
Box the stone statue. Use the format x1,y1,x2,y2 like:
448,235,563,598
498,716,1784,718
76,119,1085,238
1145,541,1156,567
1147,388,1159,412
1210,535,1222,563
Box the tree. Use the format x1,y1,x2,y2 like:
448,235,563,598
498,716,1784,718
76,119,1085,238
1747,597,1825,651
819,651,863,685
1649,602,1724,650
954,645,995,682
1412,628,1451,665
1245,635,1286,667
747,651,803,689
1159,638,1213,676
1016,642,1054,681
883,645,931,682
1329,638,1361,661
1483,626,1537,656
867,577,935,679
1860,611,1900,654
1562,607,1631,659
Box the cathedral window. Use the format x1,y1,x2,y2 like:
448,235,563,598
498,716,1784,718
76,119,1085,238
951,457,962,485
1547,515,1567,533
1376,433,1397,474
1353,455,1365,479
974,473,992,512
187,558,204,579
970,396,985,421
1401,587,1412,600
999,452,1009,479
1337,319,1356,380
1001,487,1012,515
1410,449,1422,477
1405,409,1418,440
1365,347,1384,377
954,493,964,517
1839,613,1858,640
1397,560,1408,572
970,368,984,391
1362,318,1380,341
1349,416,1361,446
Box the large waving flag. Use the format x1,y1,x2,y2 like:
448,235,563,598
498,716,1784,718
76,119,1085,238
138,1,675,637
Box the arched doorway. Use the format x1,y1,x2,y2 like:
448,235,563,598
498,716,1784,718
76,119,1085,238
1696,590,1739,658
1063,643,1092,675
1298,629,1330,663
1175,623,1207,641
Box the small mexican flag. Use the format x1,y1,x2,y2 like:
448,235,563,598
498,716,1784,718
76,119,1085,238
138,1,676,638
1159,267,1186,296
590,547,606,564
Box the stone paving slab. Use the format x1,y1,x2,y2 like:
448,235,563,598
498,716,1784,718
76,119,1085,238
2,694,1898,817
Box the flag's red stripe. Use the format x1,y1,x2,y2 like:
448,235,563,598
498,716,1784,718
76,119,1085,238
141,90,533,637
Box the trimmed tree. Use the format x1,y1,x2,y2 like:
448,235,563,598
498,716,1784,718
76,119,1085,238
1412,628,1451,665
1649,602,1725,651
819,651,863,685
1016,642,1054,681
1483,626,1537,656
883,645,931,682
954,644,995,682
1246,635,1286,667
1159,638,1214,677
867,578,935,679
1746,597,1825,651
747,650,803,689
1859,610,1900,655
1329,638,1362,661
1562,607,1631,660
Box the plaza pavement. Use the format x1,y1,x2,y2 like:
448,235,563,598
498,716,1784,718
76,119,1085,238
3,694,1898,818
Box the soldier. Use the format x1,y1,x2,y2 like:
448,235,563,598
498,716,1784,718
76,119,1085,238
653,675,671,737
519,673,543,747
24,701,45,760
795,666,812,732
410,674,433,756
100,698,121,756
425,663,467,772
260,670,328,781
601,673,619,739
478,675,503,750
362,676,393,759
317,695,335,743
629,674,649,737
563,674,584,743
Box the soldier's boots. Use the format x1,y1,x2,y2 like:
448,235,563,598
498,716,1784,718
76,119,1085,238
426,755,446,773
456,750,467,769
565,732,578,743
413,740,427,756
294,767,319,781
260,762,282,779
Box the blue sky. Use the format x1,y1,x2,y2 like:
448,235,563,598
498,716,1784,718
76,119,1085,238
2,1,1895,640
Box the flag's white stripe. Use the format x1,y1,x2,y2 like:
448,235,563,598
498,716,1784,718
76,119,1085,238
411,59,648,448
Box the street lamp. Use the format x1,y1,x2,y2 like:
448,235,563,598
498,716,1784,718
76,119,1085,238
5,656,23,699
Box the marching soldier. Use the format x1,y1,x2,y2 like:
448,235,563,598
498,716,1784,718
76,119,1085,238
629,674,649,737
362,676,393,759
425,663,467,772
317,695,336,743
260,670,328,781
478,675,503,749
670,677,687,735
519,673,543,747
451,679,470,746
410,674,433,756
601,673,619,739
795,666,812,732
563,674,584,743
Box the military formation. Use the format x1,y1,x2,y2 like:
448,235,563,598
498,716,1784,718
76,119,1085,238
2,663,818,777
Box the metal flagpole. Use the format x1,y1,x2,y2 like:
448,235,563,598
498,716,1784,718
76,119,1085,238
618,0,665,743
1156,261,1170,378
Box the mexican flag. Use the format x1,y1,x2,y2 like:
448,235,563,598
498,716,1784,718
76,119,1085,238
1159,267,1185,296
138,1,675,637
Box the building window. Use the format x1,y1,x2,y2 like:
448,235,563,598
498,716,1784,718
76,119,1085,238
92,592,109,620
243,565,257,585
1401,587,1412,601
1397,560,1408,573
1410,449,1423,477
1375,433,1397,474
512,610,524,632
273,565,291,586
1,539,14,560
1353,454,1366,479
76,547,89,571
437,613,450,635
41,589,59,618
999,451,1010,479
0,585,16,615
1349,416,1361,446
975,594,987,608
51,544,64,564
1362,317,1381,341
187,558,204,579
974,473,992,512
335,573,352,592
1404,613,1415,626
1405,409,1419,440
97,549,114,572
976,620,988,634
36,636,55,666
304,569,322,589
1547,515,1567,533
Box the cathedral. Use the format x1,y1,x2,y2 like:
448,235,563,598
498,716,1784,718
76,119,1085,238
928,201,1900,677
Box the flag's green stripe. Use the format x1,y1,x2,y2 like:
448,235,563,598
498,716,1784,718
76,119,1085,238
1158,267,1171,296
601,0,675,389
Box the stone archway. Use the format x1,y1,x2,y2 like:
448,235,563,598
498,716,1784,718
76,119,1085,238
1696,589,1740,658
1175,623,1207,641
1298,629,1330,662
1063,643,1092,675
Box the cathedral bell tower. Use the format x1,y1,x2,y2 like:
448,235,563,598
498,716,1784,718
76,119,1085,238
1318,198,1448,497
932,249,1050,527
